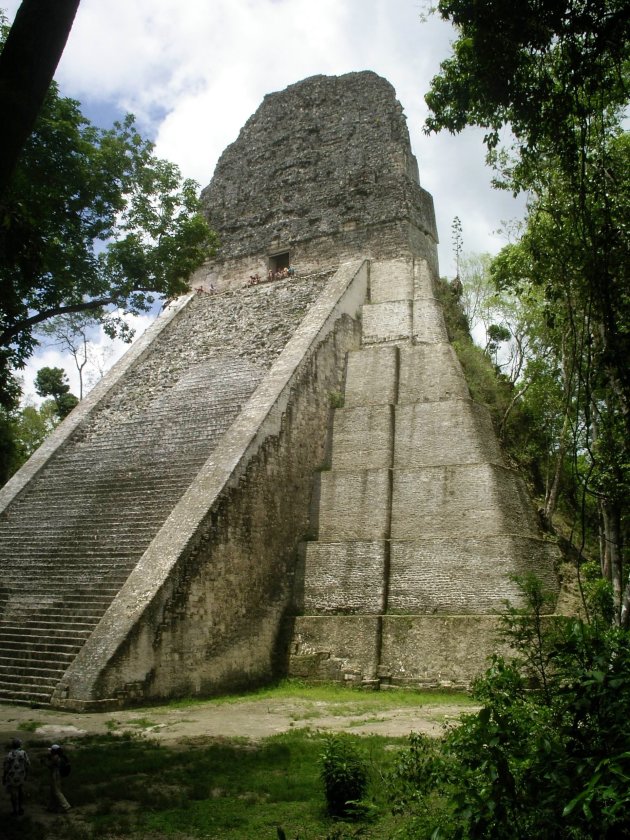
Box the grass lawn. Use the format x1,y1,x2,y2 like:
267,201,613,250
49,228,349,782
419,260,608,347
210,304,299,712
3,682,473,839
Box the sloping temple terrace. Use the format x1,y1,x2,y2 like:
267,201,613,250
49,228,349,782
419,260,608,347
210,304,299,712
0,72,560,708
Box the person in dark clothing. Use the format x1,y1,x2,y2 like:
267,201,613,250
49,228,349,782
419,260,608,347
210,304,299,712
3,737,30,816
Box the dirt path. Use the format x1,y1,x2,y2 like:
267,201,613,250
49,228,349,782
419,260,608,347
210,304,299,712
0,695,474,746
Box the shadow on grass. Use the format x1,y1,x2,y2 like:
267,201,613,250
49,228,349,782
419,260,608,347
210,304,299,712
3,729,407,839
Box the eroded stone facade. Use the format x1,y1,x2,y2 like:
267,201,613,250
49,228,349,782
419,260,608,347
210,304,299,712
198,71,438,288
0,72,560,707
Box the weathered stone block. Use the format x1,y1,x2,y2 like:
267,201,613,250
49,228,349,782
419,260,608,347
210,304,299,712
391,464,540,539
412,298,448,343
387,535,561,614
300,541,387,613
370,257,413,303
398,344,469,404
362,300,412,344
381,615,508,687
318,469,391,540
344,346,398,407
413,258,435,299
330,405,394,470
201,72,438,271
289,615,381,681
393,400,504,468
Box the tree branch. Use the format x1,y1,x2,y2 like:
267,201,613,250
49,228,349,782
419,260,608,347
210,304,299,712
0,297,115,346
0,0,82,197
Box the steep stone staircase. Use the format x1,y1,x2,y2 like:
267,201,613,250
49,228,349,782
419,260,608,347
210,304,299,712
0,275,329,706
290,256,559,686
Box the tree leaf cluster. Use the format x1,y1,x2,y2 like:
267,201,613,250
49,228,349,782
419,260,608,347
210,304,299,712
319,734,370,819
425,0,629,167
0,13,218,410
425,0,630,625
390,577,630,839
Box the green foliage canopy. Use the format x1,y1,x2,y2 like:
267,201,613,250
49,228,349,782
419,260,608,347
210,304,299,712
425,0,630,625
425,0,629,165
0,14,217,409
34,365,78,419
391,578,630,839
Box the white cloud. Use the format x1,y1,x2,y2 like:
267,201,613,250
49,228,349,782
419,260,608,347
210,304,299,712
4,0,529,393
22,312,155,407
4,0,522,273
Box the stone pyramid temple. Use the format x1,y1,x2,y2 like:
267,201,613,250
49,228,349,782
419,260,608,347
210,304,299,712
0,72,559,708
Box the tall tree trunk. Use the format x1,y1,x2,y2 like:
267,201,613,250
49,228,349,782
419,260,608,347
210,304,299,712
600,500,624,625
544,326,574,526
544,410,569,526
620,575,630,630
0,0,81,198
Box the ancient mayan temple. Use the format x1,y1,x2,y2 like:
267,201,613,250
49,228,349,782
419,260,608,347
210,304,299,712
0,72,559,708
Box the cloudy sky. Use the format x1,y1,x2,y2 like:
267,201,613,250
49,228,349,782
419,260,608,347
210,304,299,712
4,0,525,400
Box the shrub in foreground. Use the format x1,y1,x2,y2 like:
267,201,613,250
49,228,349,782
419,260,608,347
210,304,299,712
320,734,369,819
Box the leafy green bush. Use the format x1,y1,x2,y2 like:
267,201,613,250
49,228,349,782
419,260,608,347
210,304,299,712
319,734,369,818
391,578,630,839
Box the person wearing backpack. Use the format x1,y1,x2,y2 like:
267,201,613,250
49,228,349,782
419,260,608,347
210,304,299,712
46,744,71,813
3,737,30,816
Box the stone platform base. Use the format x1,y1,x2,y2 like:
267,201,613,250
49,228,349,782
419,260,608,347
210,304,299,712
287,614,516,688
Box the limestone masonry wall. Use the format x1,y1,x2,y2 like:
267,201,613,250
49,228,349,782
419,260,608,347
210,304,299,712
198,72,438,289
0,71,562,705
52,261,366,707
288,255,560,688
0,264,358,706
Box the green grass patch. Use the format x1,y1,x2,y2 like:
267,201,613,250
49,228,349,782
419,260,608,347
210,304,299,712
7,729,410,839
2,684,474,839
17,719,43,732
159,678,473,711
125,717,159,729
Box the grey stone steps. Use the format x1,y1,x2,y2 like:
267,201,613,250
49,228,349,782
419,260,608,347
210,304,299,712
1,582,134,594
0,628,91,644
0,662,65,680
0,687,53,706
0,640,82,656
0,527,166,536
2,558,148,569
0,671,60,688
0,273,331,705
0,617,95,629
1,603,117,621
0,533,165,545
1,550,153,560
0,619,95,631
3,590,122,601
0,651,73,669
2,558,139,569
14,480,191,492
1,586,131,600
0,517,164,525
1,559,146,571
10,453,206,468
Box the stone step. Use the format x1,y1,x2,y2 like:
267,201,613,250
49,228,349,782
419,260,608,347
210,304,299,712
0,662,67,680
2,568,134,579
48,592,122,604
0,628,91,645
0,640,81,657
0,518,165,530
0,619,95,631
330,405,394,471
317,468,392,540
0,652,74,669
0,686,53,706
0,671,60,688
1,609,108,626
0,537,158,547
